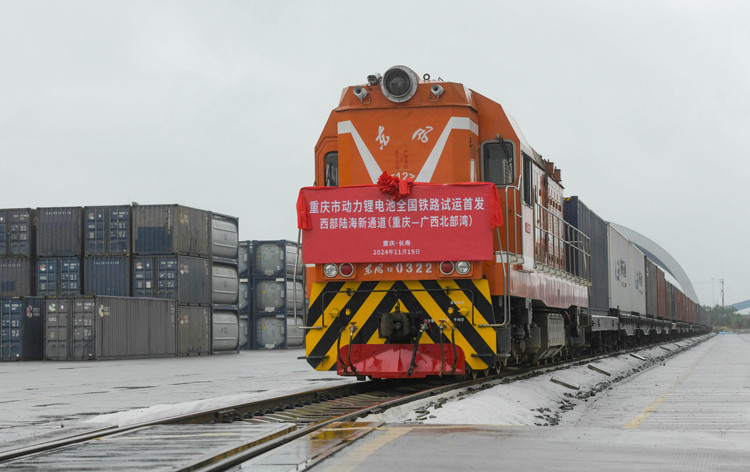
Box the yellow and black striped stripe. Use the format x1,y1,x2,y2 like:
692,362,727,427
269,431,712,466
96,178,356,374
304,279,497,373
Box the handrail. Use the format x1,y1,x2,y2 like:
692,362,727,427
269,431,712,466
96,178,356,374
293,230,322,330
501,183,521,327
533,200,591,285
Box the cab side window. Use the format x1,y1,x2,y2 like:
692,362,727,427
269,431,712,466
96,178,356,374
482,141,514,186
522,153,533,205
324,152,338,187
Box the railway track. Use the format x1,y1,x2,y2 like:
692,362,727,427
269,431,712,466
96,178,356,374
0,336,710,471
0,376,472,471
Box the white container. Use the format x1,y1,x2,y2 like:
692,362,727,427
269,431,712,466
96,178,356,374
607,224,632,314
630,243,646,315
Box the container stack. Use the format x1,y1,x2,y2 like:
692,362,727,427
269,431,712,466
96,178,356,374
132,205,212,356
36,207,83,297
251,240,305,349
210,213,240,354
0,208,35,297
238,241,251,349
1,202,244,361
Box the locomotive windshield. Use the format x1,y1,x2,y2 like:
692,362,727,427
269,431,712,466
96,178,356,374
482,140,515,186
324,152,338,187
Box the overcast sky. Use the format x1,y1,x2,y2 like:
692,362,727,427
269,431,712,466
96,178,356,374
1,1,748,306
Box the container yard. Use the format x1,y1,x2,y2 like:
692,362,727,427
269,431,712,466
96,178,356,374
0,203,273,361
0,202,310,360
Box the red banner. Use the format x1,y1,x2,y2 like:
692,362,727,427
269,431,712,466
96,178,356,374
297,182,502,264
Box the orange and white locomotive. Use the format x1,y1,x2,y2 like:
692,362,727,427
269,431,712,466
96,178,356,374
296,65,703,379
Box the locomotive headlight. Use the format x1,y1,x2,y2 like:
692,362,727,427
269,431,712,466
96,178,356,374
455,261,471,275
323,263,339,278
352,86,368,100
382,65,419,103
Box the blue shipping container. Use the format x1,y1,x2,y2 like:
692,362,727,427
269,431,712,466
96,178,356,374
0,258,34,297
0,208,34,258
133,255,210,305
1,297,44,360
563,196,609,316
84,256,130,296
37,257,81,296
36,207,83,257
84,205,131,255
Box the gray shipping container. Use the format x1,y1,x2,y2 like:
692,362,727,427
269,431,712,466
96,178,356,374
44,297,176,360
238,241,251,278
0,208,34,258
212,263,238,305
254,278,305,314
36,207,83,257
133,255,211,305
212,308,239,352
0,258,34,297
252,240,302,278
254,315,286,349
176,304,210,355
238,279,250,313
45,298,70,360
133,205,211,257
96,297,176,359
84,256,130,297
563,197,609,316
644,257,658,317
84,205,131,255
45,298,95,360
211,213,239,259
239,313,250,349
286,317,304,348
72,298,97,360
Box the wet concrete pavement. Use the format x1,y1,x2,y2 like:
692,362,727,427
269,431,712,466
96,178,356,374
309,334,750,471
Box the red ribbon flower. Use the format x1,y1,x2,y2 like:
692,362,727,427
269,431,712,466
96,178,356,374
377,171,413,201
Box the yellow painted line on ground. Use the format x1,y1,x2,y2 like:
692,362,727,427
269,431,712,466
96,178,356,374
321,427,413,472
622,341,715,429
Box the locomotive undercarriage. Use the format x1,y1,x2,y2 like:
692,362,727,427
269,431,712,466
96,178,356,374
494,296,583,368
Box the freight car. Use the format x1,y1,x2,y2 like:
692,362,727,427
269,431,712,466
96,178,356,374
296,66,710,379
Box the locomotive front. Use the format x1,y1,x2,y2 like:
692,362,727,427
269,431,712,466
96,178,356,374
297,66,506,379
